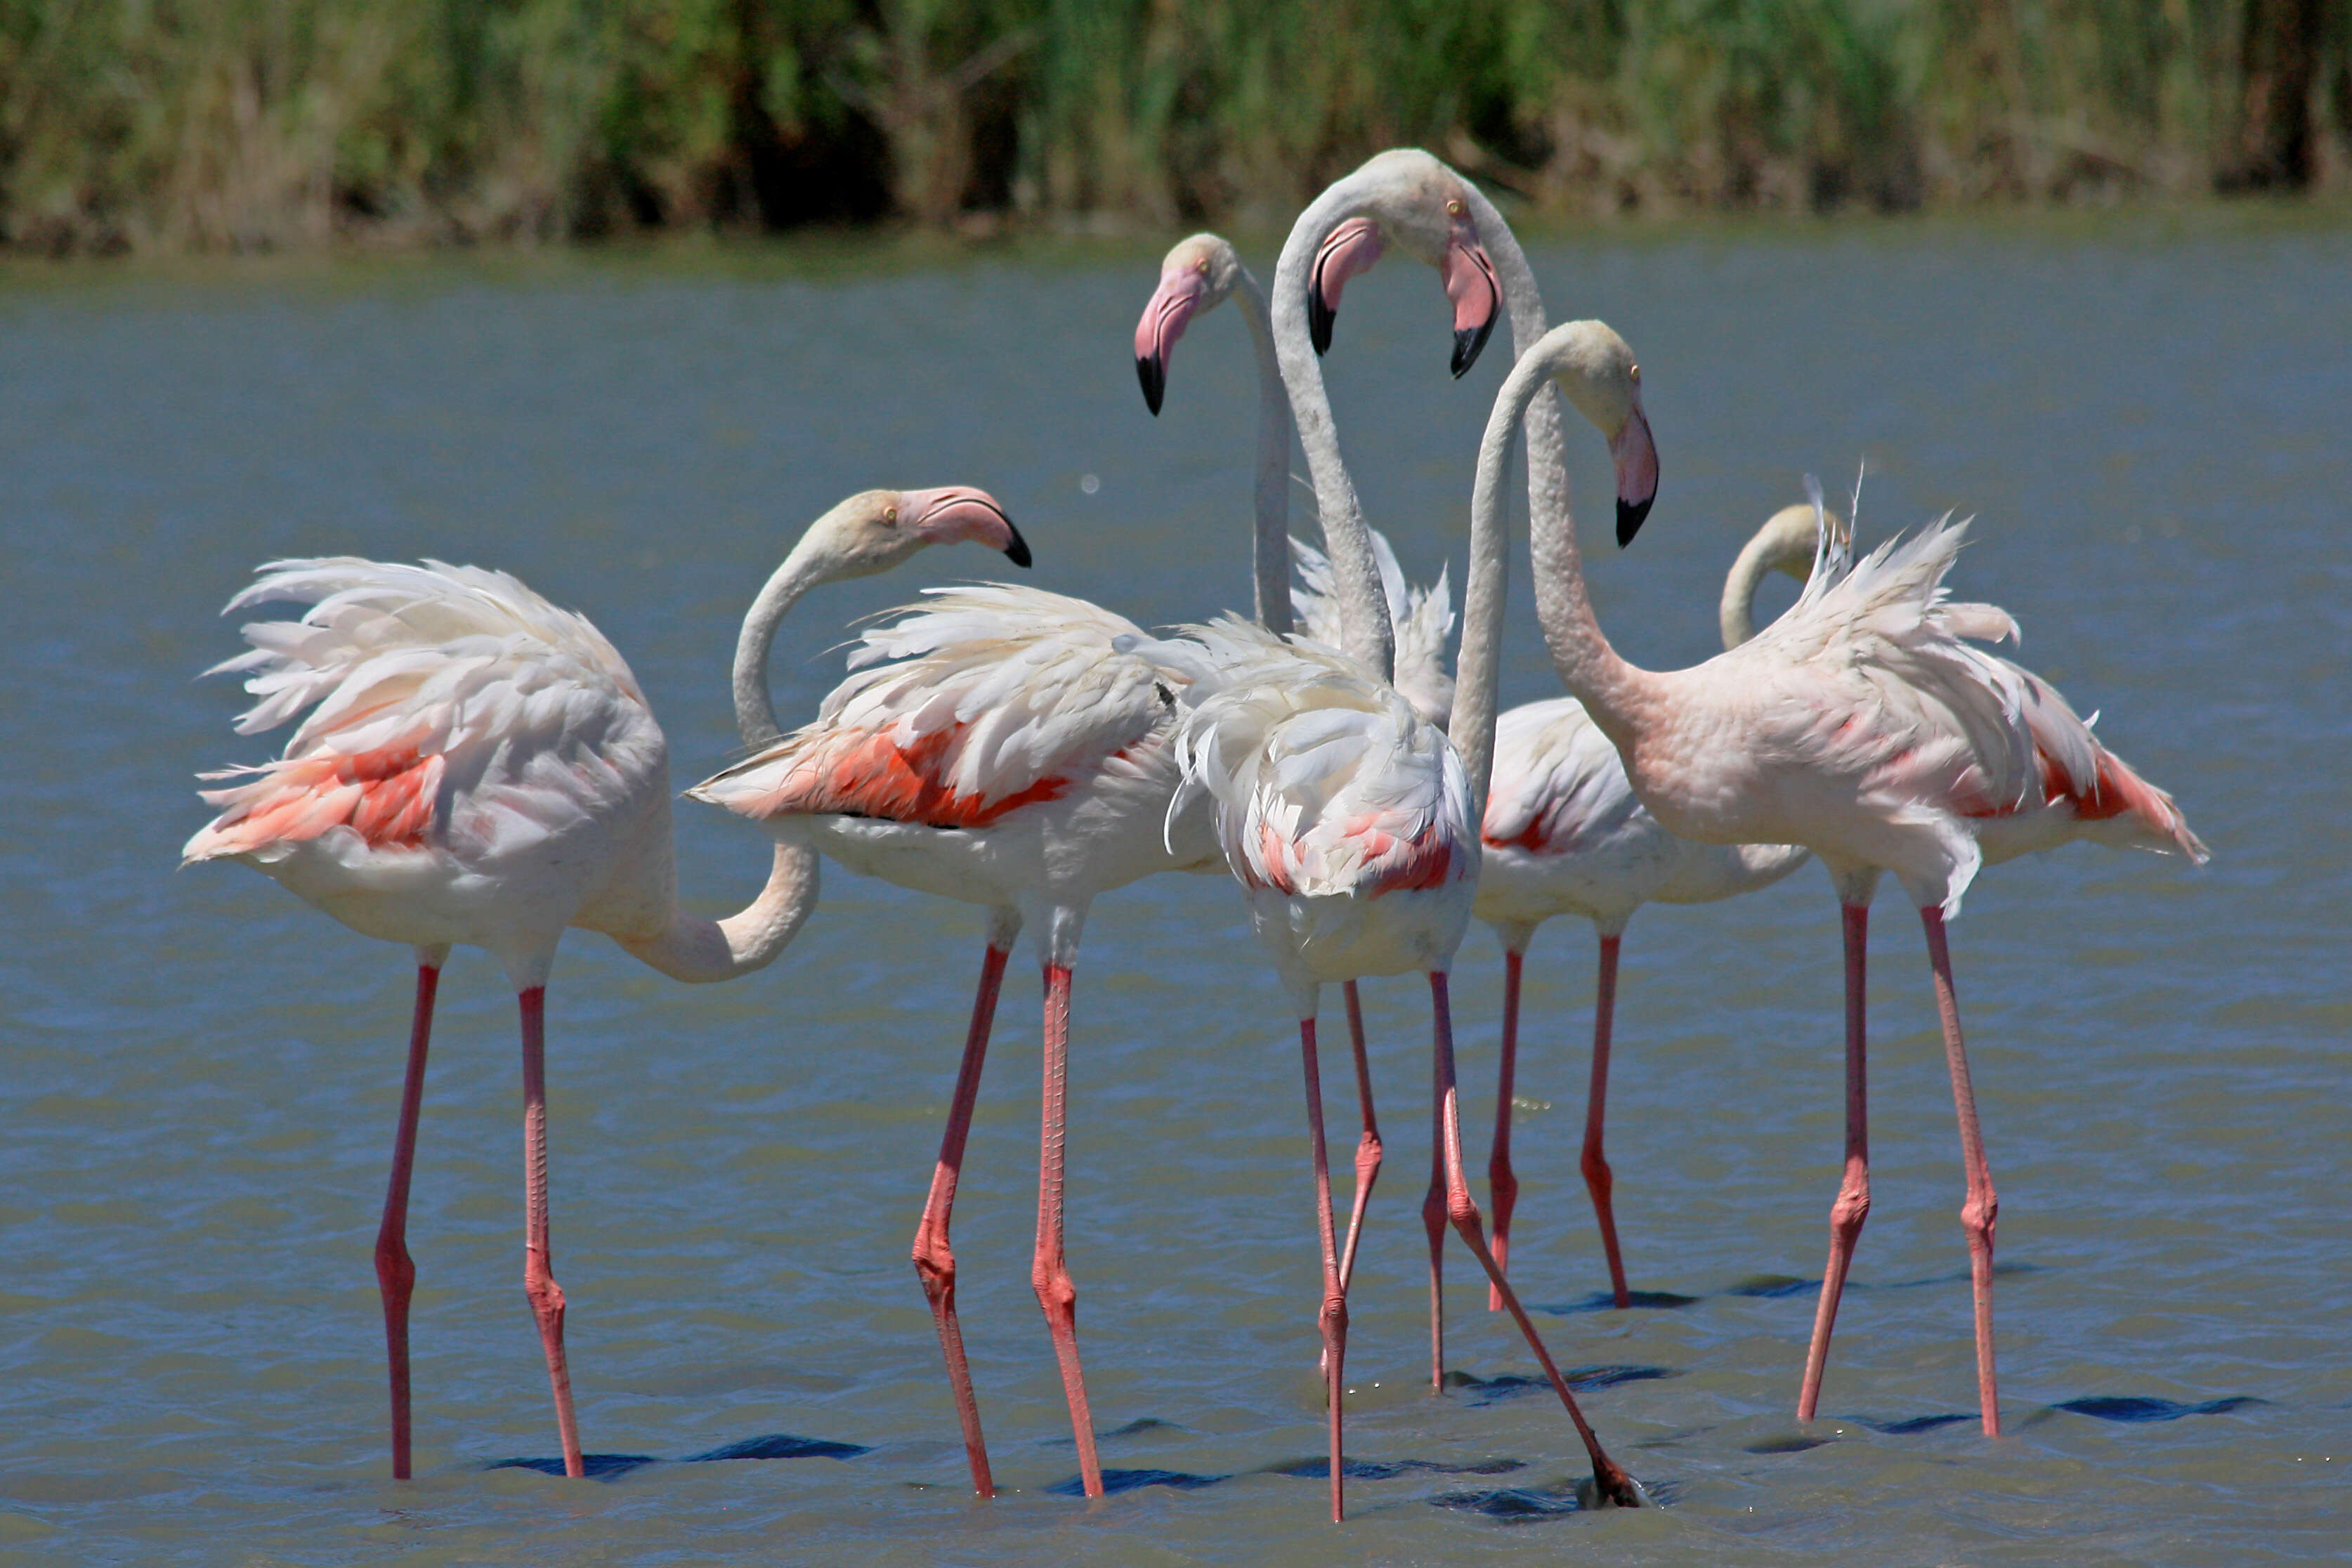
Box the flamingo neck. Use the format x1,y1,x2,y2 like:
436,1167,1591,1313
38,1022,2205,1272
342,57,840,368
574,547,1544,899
1719,525,1813,649
620,842,821,984
732,537,836,749
1473,353,1657,769
1231,261,1295,636
1272,183,1396,681
1446,184,1568,807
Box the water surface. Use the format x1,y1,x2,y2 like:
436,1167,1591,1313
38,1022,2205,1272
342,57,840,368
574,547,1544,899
1,216,2346,1564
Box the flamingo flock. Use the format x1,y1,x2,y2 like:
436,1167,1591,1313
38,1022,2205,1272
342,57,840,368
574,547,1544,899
185,148,2207,1522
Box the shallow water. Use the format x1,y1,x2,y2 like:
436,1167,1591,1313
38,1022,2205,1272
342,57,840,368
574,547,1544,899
1,215,2347,1565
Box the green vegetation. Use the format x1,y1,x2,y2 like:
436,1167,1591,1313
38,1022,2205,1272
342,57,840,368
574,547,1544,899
4,0,2347,252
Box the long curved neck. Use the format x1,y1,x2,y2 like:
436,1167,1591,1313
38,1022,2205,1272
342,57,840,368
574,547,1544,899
1446,184,1566,806
1232,262,1293,636
1472,354,1655,755
1719,531,1782,650
619,842,821,984
732,535,838,749
1271,185,1395,679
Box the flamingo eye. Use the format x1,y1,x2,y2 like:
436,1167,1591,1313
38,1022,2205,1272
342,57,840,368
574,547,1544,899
1446,198,1465,216
1629,363,1640,379
1196,256,1210,274
884,505,899,524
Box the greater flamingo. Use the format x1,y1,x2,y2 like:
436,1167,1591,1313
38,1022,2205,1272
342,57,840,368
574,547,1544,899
1295,511,1822,1310
1475,504,1820,1310
181,487,1026,1479
691,583,1223,1500
1154,156,1659,1520
1471,322,2208,1436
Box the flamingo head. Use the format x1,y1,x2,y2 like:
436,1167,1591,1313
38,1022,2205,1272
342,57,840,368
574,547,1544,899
1541,320,1660,547
1307,149,1500,379
1135,233,1242,417
809,487,1030,577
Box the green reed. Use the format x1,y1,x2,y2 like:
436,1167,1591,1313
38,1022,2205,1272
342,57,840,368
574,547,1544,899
2,0,2342,252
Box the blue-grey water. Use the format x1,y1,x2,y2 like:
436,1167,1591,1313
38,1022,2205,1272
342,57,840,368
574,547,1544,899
1,215,2346,1565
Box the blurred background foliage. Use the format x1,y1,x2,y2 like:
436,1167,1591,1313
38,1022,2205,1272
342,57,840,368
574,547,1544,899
2,0,2346,252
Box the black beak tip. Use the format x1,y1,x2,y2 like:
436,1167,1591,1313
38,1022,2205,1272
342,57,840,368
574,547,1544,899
1451,316,1497,379
1307,289,1335,356
1616,495,1653,549
1135,355,1165,417
1002,523,1033,569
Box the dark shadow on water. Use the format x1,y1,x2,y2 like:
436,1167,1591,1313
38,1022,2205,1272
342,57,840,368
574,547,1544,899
1272,1456,1526,1481
684,1432,872,1462
486,1453,661,1481
1744,1434,1837,1454
1428,1484,1584,1522
1725,1274,1816,1300
2054,1395,2263,1423
1041,1416,1187,1447
1540,1288,1704,1314
1047,1467,1227,1496
1446,1366,1678,1406
1852,1413,1975,1435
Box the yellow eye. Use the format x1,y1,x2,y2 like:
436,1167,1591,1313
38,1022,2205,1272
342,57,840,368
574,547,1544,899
1446,198,1465,216
1629,363,1641,379
884,506,899,524
1196,256,1211,274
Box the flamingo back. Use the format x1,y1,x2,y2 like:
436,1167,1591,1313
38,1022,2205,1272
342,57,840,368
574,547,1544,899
691,584,1182,830
1291,529,1456,729
1172,619,1471,903
184,558,661,870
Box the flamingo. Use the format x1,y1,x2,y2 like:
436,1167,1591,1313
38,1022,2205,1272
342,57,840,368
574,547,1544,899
1477,507,1819,1311
1470,322,2208,1437
1295,509,1822,1310
1151,154,1659,1522
691,584,1222,1501
181,487,1026,1479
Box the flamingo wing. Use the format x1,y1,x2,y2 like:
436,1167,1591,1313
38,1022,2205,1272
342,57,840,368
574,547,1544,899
1481,696,1643,857
185,558,661,866
691,584,1179,828
1173,620,1470,899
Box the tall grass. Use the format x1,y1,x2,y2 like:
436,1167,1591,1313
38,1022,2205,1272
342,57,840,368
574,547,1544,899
3,0,2345,252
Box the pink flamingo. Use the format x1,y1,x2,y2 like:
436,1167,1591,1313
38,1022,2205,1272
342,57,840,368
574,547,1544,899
1470,324,2209,1436
1297,510,1822,1310
1475,503,1822,1309
1151,152,1658,1521
181,488,1025,1479
691,580,1226,1501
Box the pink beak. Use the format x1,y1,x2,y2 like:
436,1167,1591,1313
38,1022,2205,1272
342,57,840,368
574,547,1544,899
1306,216,1387,355
1134,266,1210,416
1439,236,1501,378
1609,405,1659,547
902,486,1029,567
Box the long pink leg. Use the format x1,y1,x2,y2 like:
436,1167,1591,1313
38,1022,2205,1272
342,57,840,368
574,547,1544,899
911,941,1010,1498
1798,903,1871,1421
1485,950,1522,1312
375,958,440,1479
1921,907,2000,1436
1032,963,1102,1496
1298,1016,1350,1522
1430,972,1640,1507
517,986,584,1479
1421,1018,1448,1390
1581,933,1631,1309
1335,981,1383,1294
